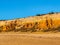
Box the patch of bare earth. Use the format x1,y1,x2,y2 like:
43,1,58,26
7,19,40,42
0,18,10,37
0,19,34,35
0,33,60,45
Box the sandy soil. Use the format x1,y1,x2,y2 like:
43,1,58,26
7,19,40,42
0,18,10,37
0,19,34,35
0,33,60,45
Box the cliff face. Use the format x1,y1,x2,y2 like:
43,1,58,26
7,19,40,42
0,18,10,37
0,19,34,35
0,13,60,32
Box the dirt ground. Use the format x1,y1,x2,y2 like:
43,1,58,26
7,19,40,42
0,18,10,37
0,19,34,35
0,32,60,45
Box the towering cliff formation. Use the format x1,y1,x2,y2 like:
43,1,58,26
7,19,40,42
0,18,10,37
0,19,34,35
0,13,60,32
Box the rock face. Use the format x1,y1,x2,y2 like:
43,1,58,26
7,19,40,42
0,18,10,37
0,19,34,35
0,13,60,32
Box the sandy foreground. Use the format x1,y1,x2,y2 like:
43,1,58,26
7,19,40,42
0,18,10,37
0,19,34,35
0,32,60,45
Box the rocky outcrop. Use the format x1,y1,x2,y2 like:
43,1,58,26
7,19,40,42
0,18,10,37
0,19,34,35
0,13,60,32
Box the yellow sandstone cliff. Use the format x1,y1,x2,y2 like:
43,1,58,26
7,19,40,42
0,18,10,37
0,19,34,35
0,13,60,32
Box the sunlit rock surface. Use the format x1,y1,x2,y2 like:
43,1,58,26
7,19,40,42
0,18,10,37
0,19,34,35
0,13,60,32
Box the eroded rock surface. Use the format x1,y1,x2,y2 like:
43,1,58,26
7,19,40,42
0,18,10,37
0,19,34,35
0,13,60,32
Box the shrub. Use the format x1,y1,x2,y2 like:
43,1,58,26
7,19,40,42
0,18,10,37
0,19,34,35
48,12,54,14
36,14,41,16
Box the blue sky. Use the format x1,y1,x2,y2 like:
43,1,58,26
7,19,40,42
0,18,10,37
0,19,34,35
0,0,60,20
